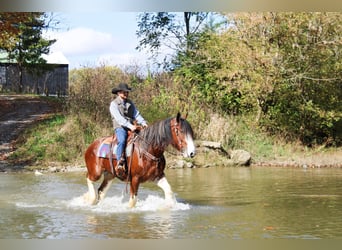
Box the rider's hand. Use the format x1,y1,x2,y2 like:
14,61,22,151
131,125,138,131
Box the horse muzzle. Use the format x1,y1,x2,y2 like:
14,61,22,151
183,149,196,158
183,140,196,158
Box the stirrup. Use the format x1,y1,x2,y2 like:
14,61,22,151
115,161,126,177
117,157,126,166
117,164,124,170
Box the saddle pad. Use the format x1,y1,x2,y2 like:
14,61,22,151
97,141,133,159
98,143,111,158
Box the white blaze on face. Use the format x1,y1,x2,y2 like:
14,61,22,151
184,133,196,158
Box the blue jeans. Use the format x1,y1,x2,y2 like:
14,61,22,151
115,127,128,162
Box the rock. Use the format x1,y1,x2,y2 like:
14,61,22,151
196,140,229,156
165,140,251,168
175,160,186,169
168,159,185,169
185,161,194,168
197,141,222,150
229,149,251,166
34,170,43,176
48,166,58,173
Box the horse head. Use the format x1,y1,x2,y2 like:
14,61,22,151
170,112,196,158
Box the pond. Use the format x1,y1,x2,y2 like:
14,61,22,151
0,167,341,239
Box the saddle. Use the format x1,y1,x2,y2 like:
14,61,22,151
97,131,136,160
97,127,142,178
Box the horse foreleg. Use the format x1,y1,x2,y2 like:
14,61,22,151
98,171,114,202
128,195,137,208
85,177,98,205
128,177,140,208
157,177,176,206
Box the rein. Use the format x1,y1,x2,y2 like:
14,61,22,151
133,133,161,163
109,133,115,175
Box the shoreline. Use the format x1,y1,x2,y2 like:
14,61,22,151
1,157,341,174
252,161,342,169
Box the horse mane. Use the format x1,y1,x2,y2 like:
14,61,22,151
137,116,194,151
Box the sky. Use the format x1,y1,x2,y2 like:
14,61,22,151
44,12,151,71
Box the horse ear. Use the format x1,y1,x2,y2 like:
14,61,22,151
176,112,181,123
183,112,188,120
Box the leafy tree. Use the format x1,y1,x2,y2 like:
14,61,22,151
172,17,253,116
172,12,342,145
1,12,56,93
263,12,342,145
0,13,32,51
136,12,224,69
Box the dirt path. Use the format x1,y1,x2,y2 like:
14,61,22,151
0,95,56,171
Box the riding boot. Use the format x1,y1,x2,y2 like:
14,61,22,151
115,158,126,177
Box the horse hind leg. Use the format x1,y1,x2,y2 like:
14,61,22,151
157,177,176,206
98,171,114,202
84,177,98,205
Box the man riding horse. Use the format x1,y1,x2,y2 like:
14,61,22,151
109,83,148,177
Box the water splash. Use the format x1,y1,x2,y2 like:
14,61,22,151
66,193,190,214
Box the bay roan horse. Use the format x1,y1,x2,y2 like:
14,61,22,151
84,112,196,208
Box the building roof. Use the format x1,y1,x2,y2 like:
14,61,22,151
0,51,69,65
42,51,69,65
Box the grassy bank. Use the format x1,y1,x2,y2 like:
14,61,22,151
9,111,342,168
9,113,111,167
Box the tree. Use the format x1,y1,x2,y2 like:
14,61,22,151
261,12,342,145
0,13,32,51
136,12,222,69
1,12,56,93
171,12,342,145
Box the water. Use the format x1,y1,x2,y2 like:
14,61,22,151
0,167,341,239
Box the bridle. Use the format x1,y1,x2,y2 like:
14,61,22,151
170,118,186,153
132,118,187,162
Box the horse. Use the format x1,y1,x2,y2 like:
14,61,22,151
83,112,196,208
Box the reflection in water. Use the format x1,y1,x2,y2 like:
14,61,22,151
0,167,341,239
78,195,187,239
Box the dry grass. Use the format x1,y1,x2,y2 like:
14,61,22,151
199,113,236,144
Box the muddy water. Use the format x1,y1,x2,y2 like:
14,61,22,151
0,167,341,239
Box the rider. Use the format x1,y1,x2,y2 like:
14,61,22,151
109,82,148,176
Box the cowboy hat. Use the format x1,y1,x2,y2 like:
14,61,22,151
111,83,132,94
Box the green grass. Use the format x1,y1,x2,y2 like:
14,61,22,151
9,111,114,167
9,114,68,165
